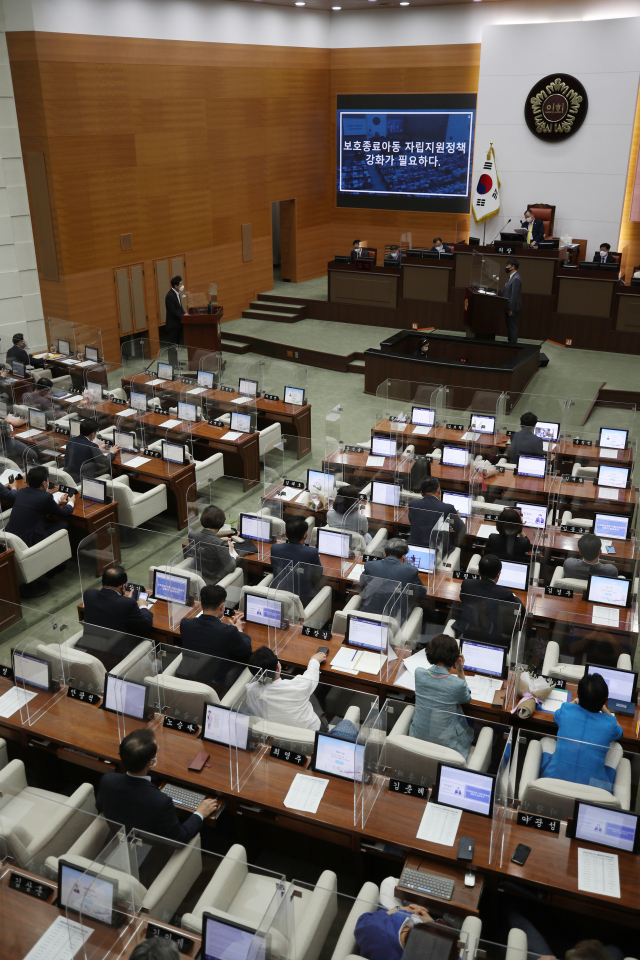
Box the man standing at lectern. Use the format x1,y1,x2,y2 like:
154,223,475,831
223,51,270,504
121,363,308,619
501,258,522,344
164,275,185,368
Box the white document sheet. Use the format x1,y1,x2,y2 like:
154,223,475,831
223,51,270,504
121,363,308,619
416,802,462,846
578,848,620,898
599,448,619,458
394,664,416,692
15,428,43,438
401,647,429,676
412,426,432,436
0,686,37,718
476,524,497,539
347,563,364,582
221,431,242,441
187,386,206,394
466,675,503,704
366,456,385,467
232,396,253,404
159,418,182,429
64,396,85,404
272,486,301,502
461,431,480,442
145,378,166,386
76,360,95,368
330,647,361,672
122,456,151,469
283,774,329,813
597,487,621,500
592,605,620,627
539,688,570,714
61,358,81,365
22,916,92,960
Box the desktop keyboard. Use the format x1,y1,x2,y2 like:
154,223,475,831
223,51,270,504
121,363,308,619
399,868,454,900
161,783,206,810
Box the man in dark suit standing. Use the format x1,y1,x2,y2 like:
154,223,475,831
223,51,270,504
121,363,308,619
6,465,74,547
454,554,525,638
593,242,617,264
522,208,545,247
270,515,321,604
509,411,544,460
84,564,153,635
501,258,522,344
408,477,465,548
359,539,427,615
96,728,218,839
164,275,185,368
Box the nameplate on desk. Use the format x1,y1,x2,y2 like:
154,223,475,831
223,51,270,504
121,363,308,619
356,260,372,270
559,524,588,534
145,923,194,954
388,778,429,799
446,423,464,431
220,385,235,393
453,570,479,580
284,479,305,489
67,686,101,705
545,586,574,598
562,475,584,484
388,416,407,424
270,745,307,766
362,554,379,563
505,430,515,437
9,873,54,900
484,514,500,522
516,811,560,834
573,438,593,446
343,445,365,454
264,394,280,402
301,625,332,641
223,605,239,617
209,420,225,427
162,716,199,735
0,664,13,680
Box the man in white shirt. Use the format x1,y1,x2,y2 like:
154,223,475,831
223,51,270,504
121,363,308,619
244,646,327,730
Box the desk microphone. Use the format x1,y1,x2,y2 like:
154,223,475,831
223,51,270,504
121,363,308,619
491,218,511,243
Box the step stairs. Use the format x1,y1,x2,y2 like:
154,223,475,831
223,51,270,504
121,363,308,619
346,357,366,373
241,294,307,323
220,336,252,355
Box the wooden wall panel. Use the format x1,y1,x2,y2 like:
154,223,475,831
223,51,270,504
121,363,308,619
619,81,640,278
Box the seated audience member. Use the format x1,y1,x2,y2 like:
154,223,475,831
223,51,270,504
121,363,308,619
355,902,434,960
509,411,544,460
7,332,45,369
327,483,371,544
408,476,465,547
454,554,525,636
0,418,38,466
180,583,251,663
410,634,472,759
83,564,153,635
410,338,430,359
21,379,63,418
244,646,326,730
540,673,623,791
6,464,74,548
270,515,321,604
430,237,452,253
189,504,236,585
65,418,119,481
130,940,180,960
563,533,617,580
359,538,427,614
96,728,218,839
485,508,531,559
593,242,616,264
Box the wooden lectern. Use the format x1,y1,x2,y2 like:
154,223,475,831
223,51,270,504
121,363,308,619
181,306,223,366
463,286,509,340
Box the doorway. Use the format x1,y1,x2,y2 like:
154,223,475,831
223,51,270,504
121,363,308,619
272,199,297,284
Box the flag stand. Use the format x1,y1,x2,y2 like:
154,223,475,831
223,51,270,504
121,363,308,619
483,223,486,245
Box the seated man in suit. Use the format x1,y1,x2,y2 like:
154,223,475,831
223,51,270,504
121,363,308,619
454,554,525,638
593,242,617,264
359,538,427,615
522,208,545,247
408,476,465,548
0,419,38,467
96,728,218,839
386,244,402,261
6,464,74,549
65,418,119,481
430,237,452,253
189,504,236,585
563,534,618,581
350,239,370,262
6,332,46,369
83,564,153,635
270,515,321,605
180,583,251,663
509,411,544,460
21,379,63,419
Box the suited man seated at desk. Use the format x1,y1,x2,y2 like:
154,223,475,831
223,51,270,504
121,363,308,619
189,504,236,585
64,418,120,481
83,564,153,636
453,554,525,637
244,646,327,730
96,728,219,840
350,239,371,262
386,244,402,261
485,508,531,560
593,242,617,264
6,332,46,369
508,411,544,460
522,207,545,247
408,477,465,548
359,538,427,615
563,534,618,581
410,634,473,759
430,237,452,253
180,584,251,666
0,419,38,466
271,515,321,605
6,464,74,550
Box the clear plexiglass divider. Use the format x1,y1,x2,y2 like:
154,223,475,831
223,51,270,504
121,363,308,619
436,384,504,440
262,560,299,655
566,395,637,441
335,495,370,578
82,359,120,401
474,940,545,960
373,378,443,458
359,698,514,864
497,389,570,448
79,452,112,519
10,613,74,725
162,541,203,632
47,317,104,361
335,577,412,680
261,433,328,508
242,356,309,408
185,474,266,544
203,379,258,439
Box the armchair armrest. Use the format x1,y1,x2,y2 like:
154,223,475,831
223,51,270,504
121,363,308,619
397,606,423,648
460,916,482,960
617,654,632,671
368,527,388,557
389,704,414,738
506,928,528,960
467,725,493,773
296,869,337,960
0,739,7,770
330,882,379,960
541,641,560,677
143,834,203,920
218,567,244,592
613,758,632,810
518,740,542,802
0,758,28,800
303,585,333,627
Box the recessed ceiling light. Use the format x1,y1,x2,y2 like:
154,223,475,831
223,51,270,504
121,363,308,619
399,2,409,5
295,2,305,5
332,5,341,8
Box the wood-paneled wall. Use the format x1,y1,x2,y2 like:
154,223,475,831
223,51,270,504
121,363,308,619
618,82,640,280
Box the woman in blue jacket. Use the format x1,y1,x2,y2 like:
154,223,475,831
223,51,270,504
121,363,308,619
410,634,473,759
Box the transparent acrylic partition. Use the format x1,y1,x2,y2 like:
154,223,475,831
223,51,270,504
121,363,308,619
360,699,514,864
496,389,570,447
82,359,119,401
11,619,72,725
374,378,443,439
198,349,222,387
78,455,113,518
289,561,332,631
475,942,544,960
185,475,267,555
162,542,203,633
229,667,271,790
470,250,501,292
335,576,411,679
455,216,471,243
567,394,637,441
48,317,104,362
262,433,329,509
77,521,185,597
202,377,258,440
121,336,189,381
333,494,373,578
263,560,301,654
26,435,69,482
111,636,161,742
436,384,503,444
257,357,309,408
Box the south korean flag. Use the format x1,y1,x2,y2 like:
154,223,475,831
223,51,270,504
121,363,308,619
472,143,501,225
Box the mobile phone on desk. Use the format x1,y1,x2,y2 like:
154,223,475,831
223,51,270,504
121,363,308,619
605,545,616,554
317,647,330,655
457,837,474,862
188,751,211,772
511,843,531,866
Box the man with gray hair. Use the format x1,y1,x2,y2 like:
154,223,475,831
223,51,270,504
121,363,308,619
359,538,427,615
130,937,180,960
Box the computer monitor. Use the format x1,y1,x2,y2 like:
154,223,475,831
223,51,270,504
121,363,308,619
599,427,628,450
411,406,435,427
586,664,637,704
178,401,197,422
198,370,214,389
58,861,117,926
130,391,147,412
11,360,25,378
238,377,258,397
442,446,468,468
469,413,495,434
230,411,252,434
82,478,106,503
370,436,397,458
587,575,631,608
533,421,559,441
371,481,401,506
161,441,185,465
28,408,47,432
284,385,305,406
239,513,271,543
153,569,190,605
86,381,102,400
516,502,548,529
538,238,560,249
434,763,496,818
497,560,529,591
580,260,619,272
594,514,629,541
58,338,71,356
311,731,365,782
11,649,51,692
317,528,350,558
442,492,471,516
202,914,267,960
345,614,388,653
85,346,99,363
244,593,285,629
517,455,546,478
597,464,629,489
114,430,136,451
460,640,508,679
501,232,525,242
157,362,173,381
103,673,148,720
70,420,81,437
405,545,435,572
307,469,335,495
568,800,640,854
201,703,250,750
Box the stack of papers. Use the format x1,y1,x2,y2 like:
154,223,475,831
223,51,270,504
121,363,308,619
122,455,151,469
0,687,37,718
61,358,81,365
462,431,480,442
466,674,503,703
539,688,571,714
330,647,391,675
394,664,416,691
599,448,619,458
347,563,364,582
146,378,166,386
578,848,620,898
76,360,95,367
476,523,497,539
272,486,302,502
22,916,92,960
16,428,43,439
416,802,462,846
399,648,429,675
187,386,206,394
221,430,242,441
65,395,85,404
597,487,620,500
412,426,432,436
284,774,329,813
159,418,182,429
232,396,253,404
366,455,385,467
592,605,620,627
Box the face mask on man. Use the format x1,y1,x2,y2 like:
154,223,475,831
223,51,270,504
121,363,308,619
435,244,442,251
600,250,607,258
505,266,512,274
178,284,184,292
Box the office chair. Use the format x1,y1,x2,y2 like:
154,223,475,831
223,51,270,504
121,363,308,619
109,475,168,529
145,655,253,725
241,577,333,629
194,450,224,485
559,509,593,530
541,640,632,681
258,422,282,459
526,203,555,238
37,630,154,696
5,527,72,598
